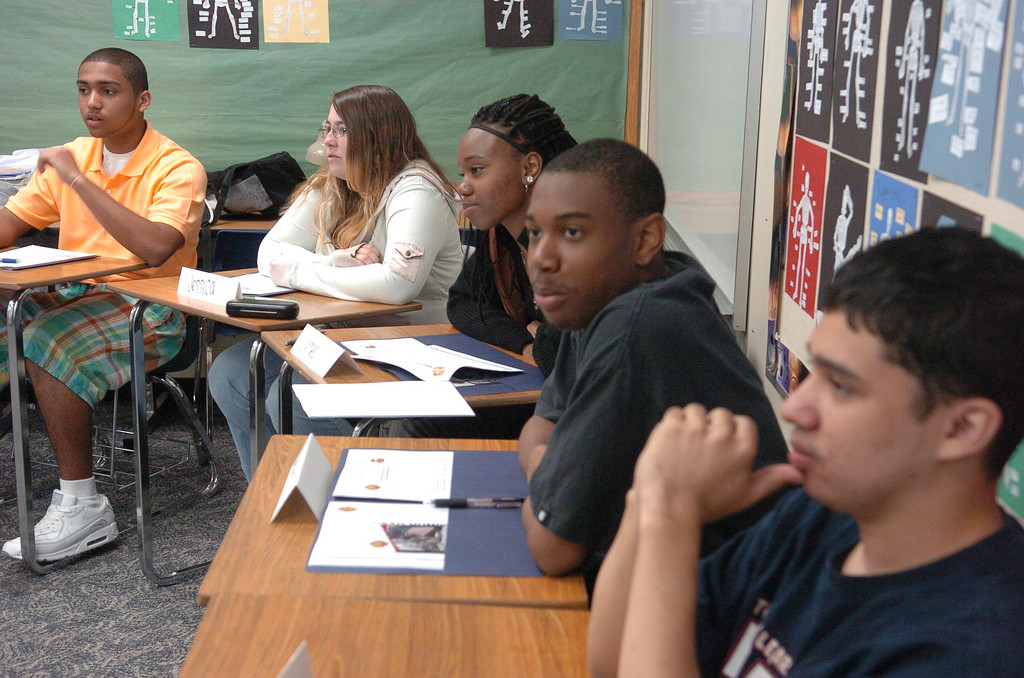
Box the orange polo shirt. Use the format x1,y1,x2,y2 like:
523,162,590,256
5,124,206,282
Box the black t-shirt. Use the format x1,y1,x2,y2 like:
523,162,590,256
530,252,788,562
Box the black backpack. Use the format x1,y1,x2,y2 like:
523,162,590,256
204,151,306,225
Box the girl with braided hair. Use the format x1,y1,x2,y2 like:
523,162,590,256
448,93,577,376
391,94,576,440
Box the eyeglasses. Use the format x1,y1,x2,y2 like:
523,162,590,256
319,123,348,139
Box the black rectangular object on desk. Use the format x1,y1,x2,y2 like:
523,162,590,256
225,297,299,319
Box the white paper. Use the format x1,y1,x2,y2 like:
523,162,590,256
176,266,242,304
231,271,295,296
332,449,453,501
290,324,361,380
292,382,475,418
0,245,97,270
270,433,333,522
340,337,522,381
308,500,448,571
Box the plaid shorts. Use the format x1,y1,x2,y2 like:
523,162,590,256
0,283,185,407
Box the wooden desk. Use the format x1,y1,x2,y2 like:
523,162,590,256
210,217,276,233
180,594,589,678
106,272,422,472
106,271,421,334
197,435,588,609
261,325,542,433
1,256,146,573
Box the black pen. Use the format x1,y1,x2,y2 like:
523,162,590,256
425,497,524,508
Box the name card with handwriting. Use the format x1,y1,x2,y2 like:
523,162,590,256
290,324,362,380
176,267,241,304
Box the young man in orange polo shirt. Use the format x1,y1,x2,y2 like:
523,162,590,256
0,47,205,562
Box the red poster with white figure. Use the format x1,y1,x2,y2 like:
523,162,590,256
785,136,828,317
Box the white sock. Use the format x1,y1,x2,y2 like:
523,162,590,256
59,477,98,498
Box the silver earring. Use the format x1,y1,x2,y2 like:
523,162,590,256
526,175,535,184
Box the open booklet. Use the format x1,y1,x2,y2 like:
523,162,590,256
307,450,454,572
0,245,97,270
340,337,523,382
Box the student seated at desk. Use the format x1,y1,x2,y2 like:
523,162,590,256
0,48,205,561
517,139,787,589
448,94,575,376
588,228,1024,678
209,85,463,480
391,93,576,439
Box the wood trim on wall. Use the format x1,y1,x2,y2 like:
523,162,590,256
624,0,645,144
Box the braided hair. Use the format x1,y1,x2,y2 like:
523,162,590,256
470,94,577,164
465,95,577,324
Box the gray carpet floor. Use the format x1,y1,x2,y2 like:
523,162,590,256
0,385,248,677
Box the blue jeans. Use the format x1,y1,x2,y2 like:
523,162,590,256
208,336,353,481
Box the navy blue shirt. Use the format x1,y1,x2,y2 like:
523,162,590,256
698,490,1024,677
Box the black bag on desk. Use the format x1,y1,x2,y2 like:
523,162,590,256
204,151,306,225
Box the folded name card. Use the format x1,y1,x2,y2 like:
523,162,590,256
289,324,363,381
176,267,241,305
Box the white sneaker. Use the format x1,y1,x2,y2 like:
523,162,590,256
2,490,118,562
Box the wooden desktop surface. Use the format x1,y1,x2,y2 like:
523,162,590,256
180,594,589,678
210,217,276,232
106,270,421,332
197,435,588,609
0,255,145,290
261,323,542,408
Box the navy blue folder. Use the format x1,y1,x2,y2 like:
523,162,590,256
344,332,545,397
306,449,543,577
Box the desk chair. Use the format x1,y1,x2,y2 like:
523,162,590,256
209,228,266,273
104,313,220,585
17,316,220,583
92,315,212,490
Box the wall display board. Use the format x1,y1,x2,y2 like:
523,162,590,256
766,0,1024,522
0,0,628,179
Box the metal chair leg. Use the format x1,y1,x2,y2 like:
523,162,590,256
248,338,267,479
148,373,220,492
130,301,217,585
278,361,293,435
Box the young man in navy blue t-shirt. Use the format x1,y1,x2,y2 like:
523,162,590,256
589,228,1024,678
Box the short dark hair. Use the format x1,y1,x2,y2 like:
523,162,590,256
81,48,149,94
543,138,665,222
471,94,577,164
821,227,1024,476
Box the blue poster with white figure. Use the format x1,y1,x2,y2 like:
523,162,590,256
918,0,1009,195
997,0,1024,208
558,0,623,41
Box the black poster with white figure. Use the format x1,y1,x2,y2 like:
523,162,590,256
878,0,941,183
188,0,259,50
795,0,840,144
485,0,554,48
830,0,882,163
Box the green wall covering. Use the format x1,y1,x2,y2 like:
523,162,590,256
0,1,628,179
